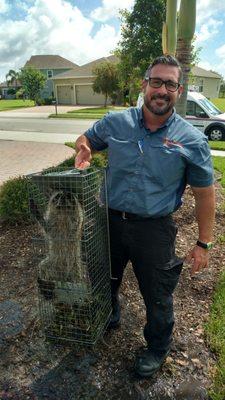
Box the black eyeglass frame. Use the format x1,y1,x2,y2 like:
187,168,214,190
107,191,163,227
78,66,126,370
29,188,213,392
145,77,181,92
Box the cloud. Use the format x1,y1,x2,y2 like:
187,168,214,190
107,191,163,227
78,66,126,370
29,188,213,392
195,18,223,44
198,61,213,71
216,44,225,59
0,0,121,82
0,0,9,13
198,60,224,80
91,0,134,22
196,0,225,24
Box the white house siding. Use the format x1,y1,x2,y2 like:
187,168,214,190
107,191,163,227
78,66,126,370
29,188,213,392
191,77,221,98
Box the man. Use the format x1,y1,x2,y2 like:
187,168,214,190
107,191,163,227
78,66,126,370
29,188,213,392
75,55,215,377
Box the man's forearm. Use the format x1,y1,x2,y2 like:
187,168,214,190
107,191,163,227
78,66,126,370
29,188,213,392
192,185,215,242
75,134,92,153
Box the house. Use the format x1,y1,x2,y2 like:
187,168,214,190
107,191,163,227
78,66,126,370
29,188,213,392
19,54,222,105
24,55,79,99
189,66,222,98
0,81,22,99
52,56,221,105
52,55,118,105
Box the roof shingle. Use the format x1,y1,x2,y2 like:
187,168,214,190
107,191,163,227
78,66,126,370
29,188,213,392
24,55,79,69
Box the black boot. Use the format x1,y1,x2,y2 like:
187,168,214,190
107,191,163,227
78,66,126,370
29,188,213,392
135,348,170,377
107,294,121,330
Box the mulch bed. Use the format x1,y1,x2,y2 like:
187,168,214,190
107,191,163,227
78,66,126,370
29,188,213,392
0,183,224,400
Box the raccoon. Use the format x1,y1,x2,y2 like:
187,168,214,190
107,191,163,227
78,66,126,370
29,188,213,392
38,190,90,302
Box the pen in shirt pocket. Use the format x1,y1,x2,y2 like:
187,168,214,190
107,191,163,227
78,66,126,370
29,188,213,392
138,139,144,154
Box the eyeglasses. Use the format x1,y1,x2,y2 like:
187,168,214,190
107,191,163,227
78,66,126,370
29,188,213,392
147,78,180,92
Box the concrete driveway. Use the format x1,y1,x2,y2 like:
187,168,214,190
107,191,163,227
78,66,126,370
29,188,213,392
0,105,98,119
0,141,74,185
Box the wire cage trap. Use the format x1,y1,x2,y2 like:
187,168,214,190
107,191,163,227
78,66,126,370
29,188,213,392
28,167,112,346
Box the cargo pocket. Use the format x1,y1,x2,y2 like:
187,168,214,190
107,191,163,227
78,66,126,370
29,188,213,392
153,259,183,298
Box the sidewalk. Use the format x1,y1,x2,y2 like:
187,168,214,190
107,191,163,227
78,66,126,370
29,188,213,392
0,140,74,185
0,105,98,119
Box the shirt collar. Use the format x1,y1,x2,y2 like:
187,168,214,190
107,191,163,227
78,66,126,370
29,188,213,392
138,107,176,129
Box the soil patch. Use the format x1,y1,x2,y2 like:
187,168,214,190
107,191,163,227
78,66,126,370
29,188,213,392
0,184,224,400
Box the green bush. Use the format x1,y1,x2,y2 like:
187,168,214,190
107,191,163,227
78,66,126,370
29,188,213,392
43,97,55,105
0,176,30,224
15,88,25,99
7,88,16,95
0,152,108,224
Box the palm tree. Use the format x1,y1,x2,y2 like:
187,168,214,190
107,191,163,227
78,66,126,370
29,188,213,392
175,0,196,117
5,69,20,88
162,0,196,117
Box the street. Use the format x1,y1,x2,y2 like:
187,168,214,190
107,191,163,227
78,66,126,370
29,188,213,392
0,116,95,143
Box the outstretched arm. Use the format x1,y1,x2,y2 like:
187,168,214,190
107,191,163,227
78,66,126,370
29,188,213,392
75,134,92,169
185,184,215,276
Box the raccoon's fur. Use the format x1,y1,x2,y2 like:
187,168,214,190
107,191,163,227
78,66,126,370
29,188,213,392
38,190,89,288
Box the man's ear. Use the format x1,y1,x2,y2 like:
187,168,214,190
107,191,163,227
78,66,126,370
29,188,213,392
142,79,148,92
178,85,184,97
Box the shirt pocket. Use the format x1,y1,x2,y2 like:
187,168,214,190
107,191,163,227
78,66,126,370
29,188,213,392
108,137,138,169
144,144,185,186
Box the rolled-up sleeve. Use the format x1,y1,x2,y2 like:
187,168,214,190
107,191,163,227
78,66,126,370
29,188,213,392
186,139,214,187
84,116,109,151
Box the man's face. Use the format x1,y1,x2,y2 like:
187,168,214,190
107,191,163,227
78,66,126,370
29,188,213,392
144,64,183,116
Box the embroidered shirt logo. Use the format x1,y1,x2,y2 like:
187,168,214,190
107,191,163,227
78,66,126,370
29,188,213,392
163,138,183,148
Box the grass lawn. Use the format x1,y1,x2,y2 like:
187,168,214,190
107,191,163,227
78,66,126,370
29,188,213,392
211,98,225,112
0,99,35,111
206,155,225,400
49,106,127,119
209,142,225,151
213,156,225,187
205,270,225,400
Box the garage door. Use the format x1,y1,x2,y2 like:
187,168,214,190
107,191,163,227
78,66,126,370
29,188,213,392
76,85,106,105
57,85,72,104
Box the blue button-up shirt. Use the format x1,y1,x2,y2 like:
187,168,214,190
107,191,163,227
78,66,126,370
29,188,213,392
85,107,214,217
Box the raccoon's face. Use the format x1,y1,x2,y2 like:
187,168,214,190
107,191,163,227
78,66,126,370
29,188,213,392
44,190,83,236
45,191,79,219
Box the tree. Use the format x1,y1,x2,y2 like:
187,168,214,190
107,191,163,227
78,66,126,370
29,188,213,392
6,69,20,88
162,0,196,117
176,0,196,117
116,0,166,96
92,62,119,107
19,67,46,103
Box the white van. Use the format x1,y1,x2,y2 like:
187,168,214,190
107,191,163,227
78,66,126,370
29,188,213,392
186,92,225,141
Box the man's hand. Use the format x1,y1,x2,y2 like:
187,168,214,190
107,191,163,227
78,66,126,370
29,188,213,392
185,245,210,277
75,143,92,169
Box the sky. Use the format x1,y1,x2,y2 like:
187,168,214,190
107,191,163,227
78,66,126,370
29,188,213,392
0,0,225,83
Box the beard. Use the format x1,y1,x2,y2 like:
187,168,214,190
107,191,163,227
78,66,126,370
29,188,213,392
144,93,174,115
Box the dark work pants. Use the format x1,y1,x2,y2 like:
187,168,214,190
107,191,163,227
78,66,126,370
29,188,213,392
108,211,183,354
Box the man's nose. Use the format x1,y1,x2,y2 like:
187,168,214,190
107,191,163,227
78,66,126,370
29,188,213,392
156,82,168,94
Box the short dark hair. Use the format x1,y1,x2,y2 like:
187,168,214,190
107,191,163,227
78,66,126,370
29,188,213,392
146,55,183,82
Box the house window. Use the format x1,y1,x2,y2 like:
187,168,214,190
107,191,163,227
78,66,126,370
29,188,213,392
47,70,53,78
198,79,204,93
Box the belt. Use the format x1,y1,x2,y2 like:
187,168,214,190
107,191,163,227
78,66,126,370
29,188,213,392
108,208,149,220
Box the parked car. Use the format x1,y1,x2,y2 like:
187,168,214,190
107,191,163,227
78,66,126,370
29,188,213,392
137,91,225,141
186,92,225,141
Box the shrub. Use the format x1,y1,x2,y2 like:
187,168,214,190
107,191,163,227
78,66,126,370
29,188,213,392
7,88,16,95
43,97,55,105
0,176,30,224
0,152,108,224
16,88,25,99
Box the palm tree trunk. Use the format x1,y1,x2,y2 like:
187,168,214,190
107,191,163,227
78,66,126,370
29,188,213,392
176,39,192,117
